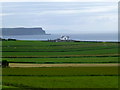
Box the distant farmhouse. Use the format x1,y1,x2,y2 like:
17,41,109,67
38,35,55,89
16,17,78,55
48,35,76,42
60,36,70,40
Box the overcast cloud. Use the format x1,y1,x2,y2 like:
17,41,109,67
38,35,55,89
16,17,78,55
2,2,118,34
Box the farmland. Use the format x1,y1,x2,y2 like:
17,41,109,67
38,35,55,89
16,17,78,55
2,67,119,88
2,40,119,89
2,41,118,64
3,57,119,64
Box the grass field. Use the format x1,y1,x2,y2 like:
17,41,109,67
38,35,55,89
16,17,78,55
2,67,118,88
2,57,119,64
3,76,118,88
2,67,118,76
2,40,119,89
2,41,119,64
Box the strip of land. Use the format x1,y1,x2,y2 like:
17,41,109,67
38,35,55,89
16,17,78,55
9,63,119,67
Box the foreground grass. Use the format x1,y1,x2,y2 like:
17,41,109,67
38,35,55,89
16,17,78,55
3,76,118,88
2,85,17,88
2,67,118,88
2,67,118,76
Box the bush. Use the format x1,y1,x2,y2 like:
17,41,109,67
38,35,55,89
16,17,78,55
2,60,9,67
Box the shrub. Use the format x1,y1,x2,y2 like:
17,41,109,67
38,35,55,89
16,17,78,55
2,60,9,68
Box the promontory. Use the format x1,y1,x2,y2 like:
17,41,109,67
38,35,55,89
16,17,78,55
2,27,46,35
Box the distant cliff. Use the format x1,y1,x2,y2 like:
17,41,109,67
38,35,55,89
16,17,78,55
2,27,46,35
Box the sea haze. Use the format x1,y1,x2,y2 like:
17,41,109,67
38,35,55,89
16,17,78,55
2,33,118,42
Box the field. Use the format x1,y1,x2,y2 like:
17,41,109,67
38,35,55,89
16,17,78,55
3,57,119,64
2,40,119,89
2,41,118,63
2,67,119,88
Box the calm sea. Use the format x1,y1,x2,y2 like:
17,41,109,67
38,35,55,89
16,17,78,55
2,33,118,42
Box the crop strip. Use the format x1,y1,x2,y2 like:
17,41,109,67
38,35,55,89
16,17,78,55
2,75,119,77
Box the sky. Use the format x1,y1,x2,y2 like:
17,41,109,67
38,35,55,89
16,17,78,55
1,1,118,34
0,0,118,2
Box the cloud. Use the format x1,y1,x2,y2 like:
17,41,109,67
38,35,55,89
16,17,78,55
0,13,14,16
2,2,117,34
32,5,117,16
0,0,118,2
2,2,117,16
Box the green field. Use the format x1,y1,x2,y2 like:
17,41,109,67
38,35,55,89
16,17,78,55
2,67,118,88
2,41,119,64
2,57,119,63
3,76,118,88
3,67,118,76
2,40,119,89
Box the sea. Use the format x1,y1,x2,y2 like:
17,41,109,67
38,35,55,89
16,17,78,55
2,33,118,42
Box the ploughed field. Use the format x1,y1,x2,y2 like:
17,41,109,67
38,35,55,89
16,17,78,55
2,40,119,89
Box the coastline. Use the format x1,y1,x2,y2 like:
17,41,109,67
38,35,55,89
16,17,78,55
2,33,118,42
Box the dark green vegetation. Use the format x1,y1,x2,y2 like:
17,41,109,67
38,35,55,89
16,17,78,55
2,57,119,64
2,60,9,68
2,41,119,64
2,67,118,88
2,40,119,89
3,67,118,76
3,76,118,88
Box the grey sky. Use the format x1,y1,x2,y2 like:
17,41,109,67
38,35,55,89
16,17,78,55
1,2,118,34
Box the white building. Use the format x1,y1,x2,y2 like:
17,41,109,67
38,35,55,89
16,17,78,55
48,35,75,42
60,36,70,40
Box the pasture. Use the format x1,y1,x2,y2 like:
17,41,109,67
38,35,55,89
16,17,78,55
2,40,119,89
2,41,118,64
2,67,118,88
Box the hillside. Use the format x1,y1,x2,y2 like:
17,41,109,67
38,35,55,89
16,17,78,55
2,27,46,35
